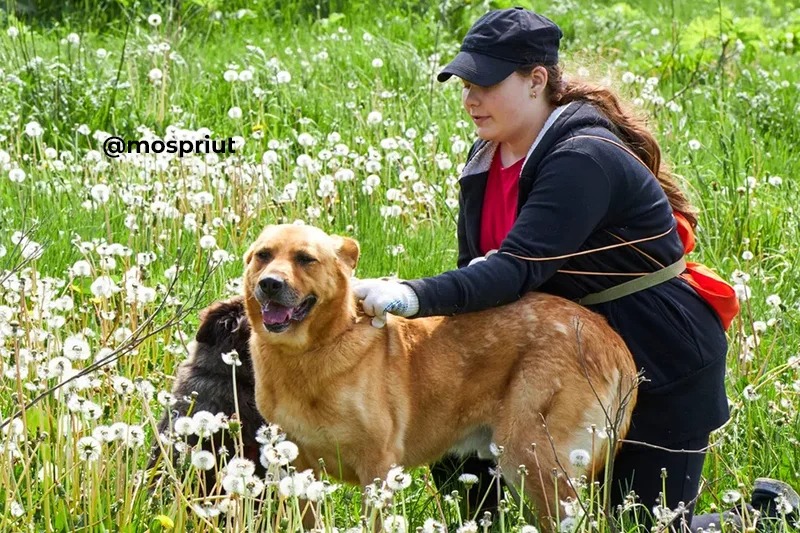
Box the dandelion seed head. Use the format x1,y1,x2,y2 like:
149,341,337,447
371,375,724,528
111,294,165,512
90,276,118,298
456,520,478,533
225,457,256,477
733,283,751,302
90,184,111,204
743,384,760,401
422,518,446,533
768,175,783,187
199,235,217,250
173,416,196,436
722,489,741,504
278,469,314,498
386,465,412,490
191,450,216,471
242,476,265,497
192,410,220,437
63,335,91,361
559,517,577,533
383,515,407,533
305,480,325,502
92,425,114,443
77,436,102,461
255,423,284,445
24,121,44,138
10,501,24,518
454,473,478,489
9,168,26,183
46,356,72,378
112,376,134,395
220,349,240,367
81,400,102,420
123,425,145,448
221,473,248,495
569,448,591,468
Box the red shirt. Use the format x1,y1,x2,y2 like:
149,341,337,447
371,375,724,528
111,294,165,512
479,149,525,255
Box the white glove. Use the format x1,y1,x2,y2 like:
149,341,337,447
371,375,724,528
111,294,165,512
468,249,499,266
352,278,420,328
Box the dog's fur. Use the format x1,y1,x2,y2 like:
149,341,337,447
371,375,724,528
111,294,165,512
242,224,638,529
149,297,266,489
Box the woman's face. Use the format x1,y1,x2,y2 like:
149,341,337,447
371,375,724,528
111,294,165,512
461,72,538,144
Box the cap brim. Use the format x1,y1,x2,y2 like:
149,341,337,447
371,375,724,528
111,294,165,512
437,50,520,86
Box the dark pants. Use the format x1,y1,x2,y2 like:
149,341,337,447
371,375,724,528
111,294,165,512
431,434,710,531
609,435,709,531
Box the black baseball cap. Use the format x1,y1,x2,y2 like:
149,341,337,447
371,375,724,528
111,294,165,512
438,7,563,87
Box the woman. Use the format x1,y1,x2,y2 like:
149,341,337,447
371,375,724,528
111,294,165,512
353,7,796,531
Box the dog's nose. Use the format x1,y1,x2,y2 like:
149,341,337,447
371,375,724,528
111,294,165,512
258,276,285,296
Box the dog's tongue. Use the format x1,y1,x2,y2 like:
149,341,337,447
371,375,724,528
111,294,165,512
262,303,292,325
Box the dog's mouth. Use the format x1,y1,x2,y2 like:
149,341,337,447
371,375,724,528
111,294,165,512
261,295,317,333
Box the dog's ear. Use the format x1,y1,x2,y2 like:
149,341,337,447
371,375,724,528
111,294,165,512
196,298,247,344
243,241,258,265
332,235,360,271
243,226,274,265
243,242,255,265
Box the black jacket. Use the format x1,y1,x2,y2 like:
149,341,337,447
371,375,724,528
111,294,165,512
405,101,729,443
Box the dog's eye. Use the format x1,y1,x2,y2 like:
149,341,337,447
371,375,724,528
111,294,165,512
295,253,317,266
255,250,272,262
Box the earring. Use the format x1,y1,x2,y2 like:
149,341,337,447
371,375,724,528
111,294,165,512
530,91,537,99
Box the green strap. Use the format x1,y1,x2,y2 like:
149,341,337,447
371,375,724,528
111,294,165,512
578,258,687,306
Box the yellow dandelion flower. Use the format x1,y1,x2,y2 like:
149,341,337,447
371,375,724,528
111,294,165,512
153,515,174,529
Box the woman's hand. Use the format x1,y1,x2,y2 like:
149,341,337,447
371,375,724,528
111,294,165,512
352,278,420,328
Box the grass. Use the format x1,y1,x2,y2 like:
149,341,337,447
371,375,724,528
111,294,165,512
1,0,799,531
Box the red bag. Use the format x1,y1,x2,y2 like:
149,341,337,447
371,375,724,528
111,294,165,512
674,213,739,330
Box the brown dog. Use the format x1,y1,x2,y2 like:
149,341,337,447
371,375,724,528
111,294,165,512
242,224,638,529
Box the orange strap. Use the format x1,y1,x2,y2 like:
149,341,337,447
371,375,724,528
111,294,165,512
674,213,739,330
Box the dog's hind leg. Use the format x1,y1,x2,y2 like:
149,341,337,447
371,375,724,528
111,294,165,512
496,421,579,533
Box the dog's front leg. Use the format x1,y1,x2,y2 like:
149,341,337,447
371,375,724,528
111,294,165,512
354,450,402,531
355,449,400,487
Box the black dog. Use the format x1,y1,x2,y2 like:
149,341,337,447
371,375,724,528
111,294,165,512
148,296,266,490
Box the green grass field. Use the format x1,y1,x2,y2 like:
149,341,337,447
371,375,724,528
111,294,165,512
1,0,799,531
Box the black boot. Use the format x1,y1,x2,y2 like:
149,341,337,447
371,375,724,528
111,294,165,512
750,478,799,523
690,479,799,532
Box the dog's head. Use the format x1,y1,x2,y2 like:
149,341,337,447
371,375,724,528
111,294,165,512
192,296,252,371
196,297,249,345
243,224,359,340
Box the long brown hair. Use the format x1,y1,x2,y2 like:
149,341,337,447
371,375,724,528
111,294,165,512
526,64,698,228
